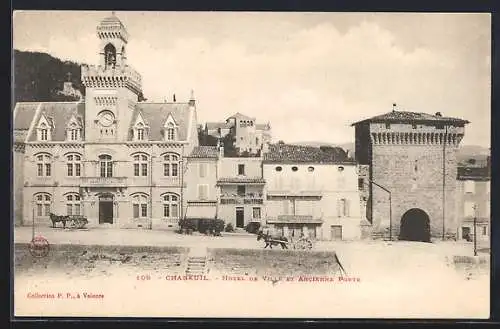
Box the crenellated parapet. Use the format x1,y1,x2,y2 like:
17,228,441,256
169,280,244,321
370,131,464,146
81,64,142,95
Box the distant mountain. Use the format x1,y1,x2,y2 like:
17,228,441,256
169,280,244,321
13,49,86,104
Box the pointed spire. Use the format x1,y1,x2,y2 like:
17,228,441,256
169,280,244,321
173,94,176,102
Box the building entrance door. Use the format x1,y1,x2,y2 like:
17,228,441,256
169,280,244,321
99,194,114,224
236,207,244,228
330,225,343,241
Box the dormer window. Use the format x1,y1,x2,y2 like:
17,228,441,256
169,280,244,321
163,114,178,142
133,114,149,141
36,117,52,141
66,115,83,141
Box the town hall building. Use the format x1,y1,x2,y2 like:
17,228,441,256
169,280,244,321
13,13,199,229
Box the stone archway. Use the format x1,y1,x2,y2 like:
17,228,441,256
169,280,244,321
399,208,431,242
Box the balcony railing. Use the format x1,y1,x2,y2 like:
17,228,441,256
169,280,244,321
267,215,323,224
267,190,323,197
81,177,128,187
220,194,264,205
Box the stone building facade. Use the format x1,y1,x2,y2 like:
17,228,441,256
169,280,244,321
13,13,199,229
262,144,368,240
352,109,469,241
456,159,490,243
205,113,271,155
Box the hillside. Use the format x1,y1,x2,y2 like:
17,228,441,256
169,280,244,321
13,49,86,104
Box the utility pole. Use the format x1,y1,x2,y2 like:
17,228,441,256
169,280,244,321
366,180,392,241
473,204,478,256
442,125,448,240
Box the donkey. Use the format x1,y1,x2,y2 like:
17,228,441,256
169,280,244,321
257,231,288,249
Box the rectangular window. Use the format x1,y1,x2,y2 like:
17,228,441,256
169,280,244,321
171,205,179,218
37,204,43,216
238,164,245,175
134,163,140,176
75,164,81,176
67,204,73,216
464,180,475,194
464,201,475,217
358,178,364,190
164,163,170,176
253,207,261,219
107,162,113,177
141,163,148,176
141,204,147,217
482,226,487,236
163,205,170,217
44,204,50,216
172,163,178,177
45,164,51,176
41,129,47,140
198,184,208,200
199,163,207,178
67,164,73,176
74,204,80,216
37,164,43,176
137,129,144,140
133,204,139,218
100,162,106,177
237,185,246,196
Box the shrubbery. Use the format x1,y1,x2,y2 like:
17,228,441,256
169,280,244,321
225,223,234,232
245,222,261,234
178,218,224,236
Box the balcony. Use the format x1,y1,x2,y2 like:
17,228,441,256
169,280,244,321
81,177,128,187
217,177,266,186
267,215,323,224
267,190,323,197
220,193,264,205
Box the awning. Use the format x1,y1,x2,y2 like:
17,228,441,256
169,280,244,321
185,205,217,219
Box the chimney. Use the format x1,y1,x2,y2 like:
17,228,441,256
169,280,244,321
173,94,176,103
189,89,195,107
218,139,224,158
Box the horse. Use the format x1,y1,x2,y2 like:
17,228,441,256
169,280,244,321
49,213,70,228
257,231,288,249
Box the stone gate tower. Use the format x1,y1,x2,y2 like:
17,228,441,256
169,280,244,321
352,107,469,241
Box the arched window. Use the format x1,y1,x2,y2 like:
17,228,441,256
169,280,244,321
163,153,180,177
132,194,148,218
99,154,113,177
66,153,82,177
34,193,51,217
66,193,81,216
36,153,52,177
133,153,149,177
162,193,179,219
104,43,116,69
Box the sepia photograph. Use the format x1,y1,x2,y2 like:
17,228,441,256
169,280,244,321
12,11,491,318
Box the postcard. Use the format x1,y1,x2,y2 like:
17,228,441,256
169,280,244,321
12,10,491,318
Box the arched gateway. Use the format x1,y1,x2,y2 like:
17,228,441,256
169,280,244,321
399,208,431,242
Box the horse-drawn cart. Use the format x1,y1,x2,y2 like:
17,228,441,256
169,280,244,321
257,231,314,250
49,213,89,229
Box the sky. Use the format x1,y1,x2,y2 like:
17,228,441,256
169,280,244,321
13,11,491,147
